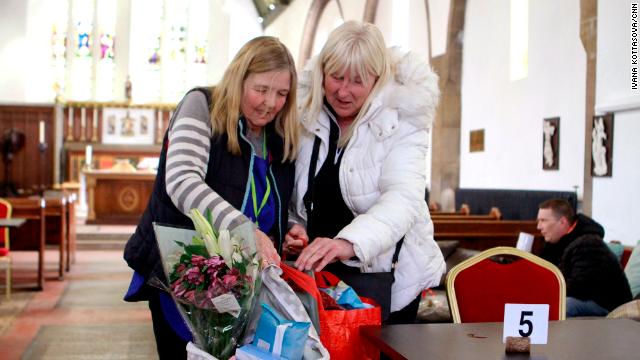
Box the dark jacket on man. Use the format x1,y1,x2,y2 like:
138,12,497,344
540,214,632,311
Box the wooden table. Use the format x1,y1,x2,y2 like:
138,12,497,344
0,219,27,227
361,319,640,359
84,169,155,224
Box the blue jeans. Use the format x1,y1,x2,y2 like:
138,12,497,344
566,297,609,317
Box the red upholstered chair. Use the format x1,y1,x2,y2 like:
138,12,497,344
446,246,566,323
0,197,12,299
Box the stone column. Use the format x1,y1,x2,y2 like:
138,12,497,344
429,0,466,208
298,0,330,66
580,0,597,215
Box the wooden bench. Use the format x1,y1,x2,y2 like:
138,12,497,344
66,194,76,270
433,219,544,254
44,190,77,272
6,197,46,290
431,206,502,221
430,204,470,216
43,197,67,279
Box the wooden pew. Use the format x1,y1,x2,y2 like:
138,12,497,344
43,196,67,279
66,194,76,270
44,190,77,272
431,206,502,221
6,197,46,290
433,219,544,254
431,204,470,216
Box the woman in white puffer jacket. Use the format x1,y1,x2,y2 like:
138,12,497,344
285,21,445,324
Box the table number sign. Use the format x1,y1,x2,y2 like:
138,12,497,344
503,304,549,344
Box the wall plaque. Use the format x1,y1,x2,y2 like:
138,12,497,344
542,117,560,170
470,129,485,152
591,113,614,177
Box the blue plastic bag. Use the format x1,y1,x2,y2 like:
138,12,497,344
253,303,311,360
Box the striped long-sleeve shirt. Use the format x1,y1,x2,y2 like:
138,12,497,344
165,91,246,230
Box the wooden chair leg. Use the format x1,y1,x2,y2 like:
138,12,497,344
5,263,10,300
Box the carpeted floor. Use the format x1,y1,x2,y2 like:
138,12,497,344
22,324,156,359
0,291,34,335
0,250,158,360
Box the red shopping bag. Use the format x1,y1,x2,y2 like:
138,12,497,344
314,271,382,360
280,265,382,359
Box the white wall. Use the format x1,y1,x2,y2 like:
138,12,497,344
592,1,640,246
595,0,640,112
377,0,430,59
0,0,29,102
592,110,640,245
265,0,312,67
460,0,586,194
429,0,451,57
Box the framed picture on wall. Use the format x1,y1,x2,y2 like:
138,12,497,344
591,113,614,177
542,117,560,170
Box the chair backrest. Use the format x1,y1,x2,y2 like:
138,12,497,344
446,246,566,323
0,197,12,248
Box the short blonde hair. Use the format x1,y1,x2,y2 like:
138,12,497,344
301,21,391,146
211,36,298,162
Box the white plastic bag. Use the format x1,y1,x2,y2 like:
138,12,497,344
241,265,329,360
186,342,219,360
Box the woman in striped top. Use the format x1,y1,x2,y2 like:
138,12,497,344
123,36,299,359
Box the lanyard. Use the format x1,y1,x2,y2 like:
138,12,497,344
250,173,271,224
250,133,270,225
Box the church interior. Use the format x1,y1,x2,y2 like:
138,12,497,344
0,0,639,358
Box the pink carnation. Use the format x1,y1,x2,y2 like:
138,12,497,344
191,255,206,267
186,267,204,285
175,263,186,274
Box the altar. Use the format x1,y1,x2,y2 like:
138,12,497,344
84,167,156,224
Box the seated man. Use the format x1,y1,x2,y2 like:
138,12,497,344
536,199,632,317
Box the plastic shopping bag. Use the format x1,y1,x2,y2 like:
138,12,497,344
314,271,382,360
253,303,310,359
241,264,329,360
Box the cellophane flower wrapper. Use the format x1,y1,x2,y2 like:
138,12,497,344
153,209,260,360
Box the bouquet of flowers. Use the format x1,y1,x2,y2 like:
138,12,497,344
154,209,260,359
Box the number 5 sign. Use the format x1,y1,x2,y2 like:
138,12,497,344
503,304,549,344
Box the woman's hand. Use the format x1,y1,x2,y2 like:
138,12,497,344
255,229,280,269
283,224,309,255
295,237,355,272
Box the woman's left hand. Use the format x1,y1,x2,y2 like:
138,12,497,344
295,237,355,272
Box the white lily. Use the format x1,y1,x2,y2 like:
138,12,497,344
218,229,234,267
203,233,220,257
190,209,220,256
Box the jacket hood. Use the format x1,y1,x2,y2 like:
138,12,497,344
298,47,440,131
573,213,605,238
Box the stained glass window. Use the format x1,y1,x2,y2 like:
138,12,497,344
161,0,189,102
131,0,164,103
186,0,209,91
57,0,217,103
69,0,94,100
95,0,116,101
50,0,69,100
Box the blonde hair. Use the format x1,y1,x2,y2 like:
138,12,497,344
301,21,391,147
211,36,298,162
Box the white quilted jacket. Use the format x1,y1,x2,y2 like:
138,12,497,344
290,48,446,311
